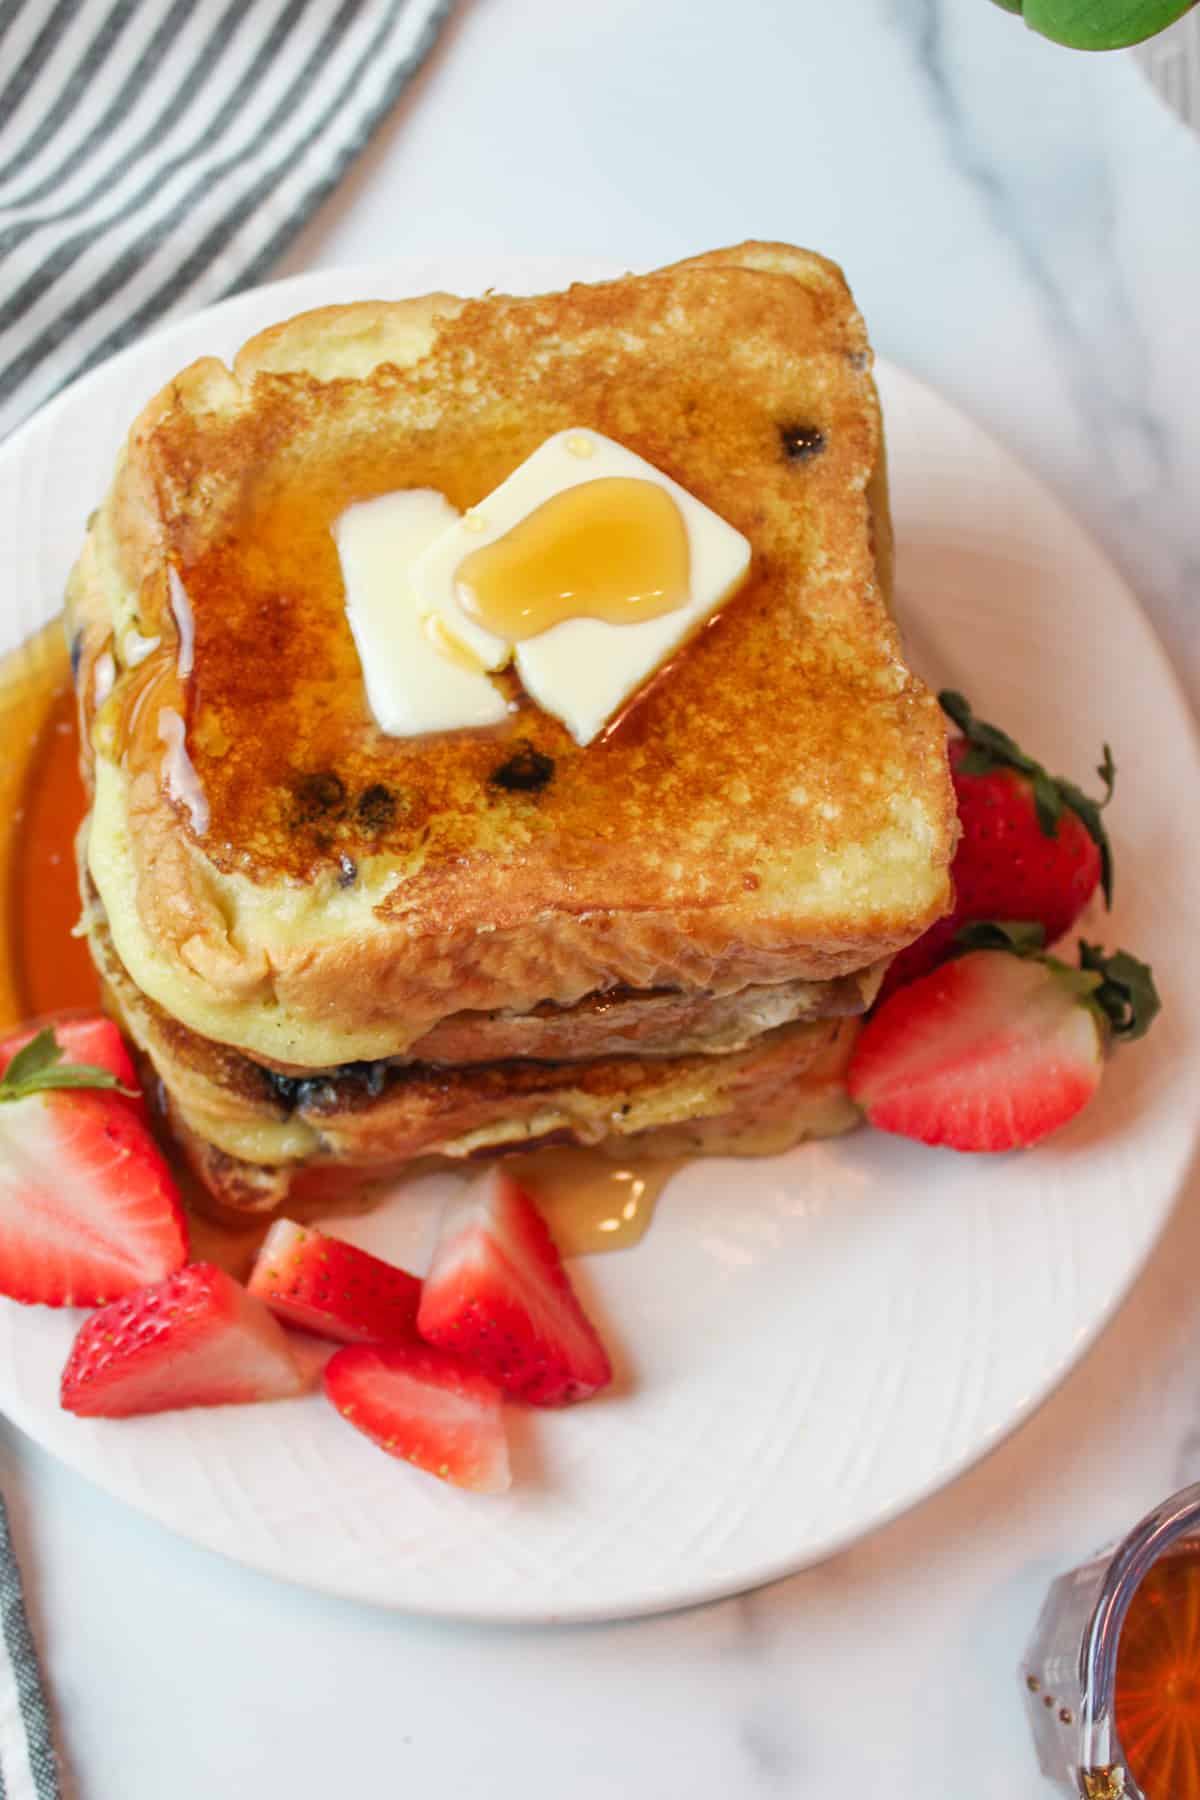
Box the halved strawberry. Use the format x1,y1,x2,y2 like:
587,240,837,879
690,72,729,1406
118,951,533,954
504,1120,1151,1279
849,932,1158,1151
324,1341,510,1493
61,1263,306,1418
0,1026,187,1306
418,1168,611,1406
247,1219,421,1344
0,1015,141,1105
878,693,1116,1001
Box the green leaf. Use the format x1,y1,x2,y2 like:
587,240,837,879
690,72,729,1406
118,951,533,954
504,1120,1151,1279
0,1027,63,1093
938,691,1040,780
990,0,1024,12
952,919,1048,957
1021,0,1196,50
0,1027,135,1105
1031,769,1064,838
1078,941,1161,1040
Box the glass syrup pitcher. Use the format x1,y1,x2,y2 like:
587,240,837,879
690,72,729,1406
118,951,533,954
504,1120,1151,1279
1023,1482,1200,1797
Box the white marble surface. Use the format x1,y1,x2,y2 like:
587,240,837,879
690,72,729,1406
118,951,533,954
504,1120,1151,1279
6,1,1200,1794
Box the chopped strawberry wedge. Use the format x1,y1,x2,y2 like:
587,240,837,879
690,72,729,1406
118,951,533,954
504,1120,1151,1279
61,1264,306,1418
848,950,1105,1151
0,1015,142,1107
0,1087,187,1307
418,1168,612,1406
247,1220,421,1345
325,1342,510,1493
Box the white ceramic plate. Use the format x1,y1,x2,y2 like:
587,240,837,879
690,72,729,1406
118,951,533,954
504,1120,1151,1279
0,258,1196,1624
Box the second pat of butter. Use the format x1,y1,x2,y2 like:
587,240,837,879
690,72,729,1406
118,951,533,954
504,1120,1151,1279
412,429,752,745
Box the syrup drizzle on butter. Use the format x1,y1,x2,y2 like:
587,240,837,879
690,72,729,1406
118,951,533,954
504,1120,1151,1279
455,477,691,642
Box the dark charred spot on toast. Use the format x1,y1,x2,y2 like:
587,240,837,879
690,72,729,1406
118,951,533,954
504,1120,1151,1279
293,770,346,821
337,853,357,889
847,350,870,372
489,742,555,793
69,629,84,682
355,784,397,833
780,423,825,462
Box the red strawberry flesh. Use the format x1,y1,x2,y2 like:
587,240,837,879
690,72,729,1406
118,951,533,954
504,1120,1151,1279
324,1341,510,1493
945,740,1102,944
0,1088,187,1307
61,1263,306,1418
418,1168,611,1406
878,738,1106,1003
849,950,1103,1151
248,1219,421,1344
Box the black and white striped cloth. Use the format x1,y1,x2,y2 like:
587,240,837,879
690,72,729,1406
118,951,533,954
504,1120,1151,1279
1,1,453,1784
0,0,454,440
0,1494,59,1800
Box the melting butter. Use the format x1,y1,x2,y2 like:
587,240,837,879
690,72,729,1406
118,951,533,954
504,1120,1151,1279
412,428,752,746
167,566,194,678
157,707,209,835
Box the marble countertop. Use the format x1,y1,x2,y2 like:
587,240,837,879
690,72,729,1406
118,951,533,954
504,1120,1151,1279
6,2,1200,1794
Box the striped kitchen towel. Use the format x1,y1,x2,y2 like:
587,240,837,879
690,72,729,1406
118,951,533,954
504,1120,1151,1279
0,0,455,441
0,1493,59,1800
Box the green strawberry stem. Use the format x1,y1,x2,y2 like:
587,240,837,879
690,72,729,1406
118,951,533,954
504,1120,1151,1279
0,1027,137,1104
1078,942,1161,1041
939,690,1115,906
950,921,1160,1042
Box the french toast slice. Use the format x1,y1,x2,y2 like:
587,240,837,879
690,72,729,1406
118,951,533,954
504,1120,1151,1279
69,244,954,1078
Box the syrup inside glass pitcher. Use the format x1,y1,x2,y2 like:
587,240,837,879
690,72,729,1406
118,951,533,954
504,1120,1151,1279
1115,1546,1200,1799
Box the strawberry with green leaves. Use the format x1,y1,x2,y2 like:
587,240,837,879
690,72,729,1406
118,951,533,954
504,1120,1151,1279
880,692,1117,999
850,924,1160,1152
0,1020,187,1307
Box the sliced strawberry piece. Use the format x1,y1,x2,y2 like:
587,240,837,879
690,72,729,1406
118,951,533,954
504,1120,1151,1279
0,1016,141,1102
0,1087,187,1307
61,1263,306,1418
247,1219,421,1345
849,949,1105,1150
324,1341,510,1493
418,1168,612,1406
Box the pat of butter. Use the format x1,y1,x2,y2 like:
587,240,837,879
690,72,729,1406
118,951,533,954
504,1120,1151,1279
411,429,751,745
334,489,509,735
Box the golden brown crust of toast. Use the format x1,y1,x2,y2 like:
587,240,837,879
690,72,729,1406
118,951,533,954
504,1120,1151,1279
92,890,859,1213
73,244,955,1067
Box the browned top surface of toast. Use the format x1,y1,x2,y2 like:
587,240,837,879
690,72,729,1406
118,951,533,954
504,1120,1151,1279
73,245,955,1064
